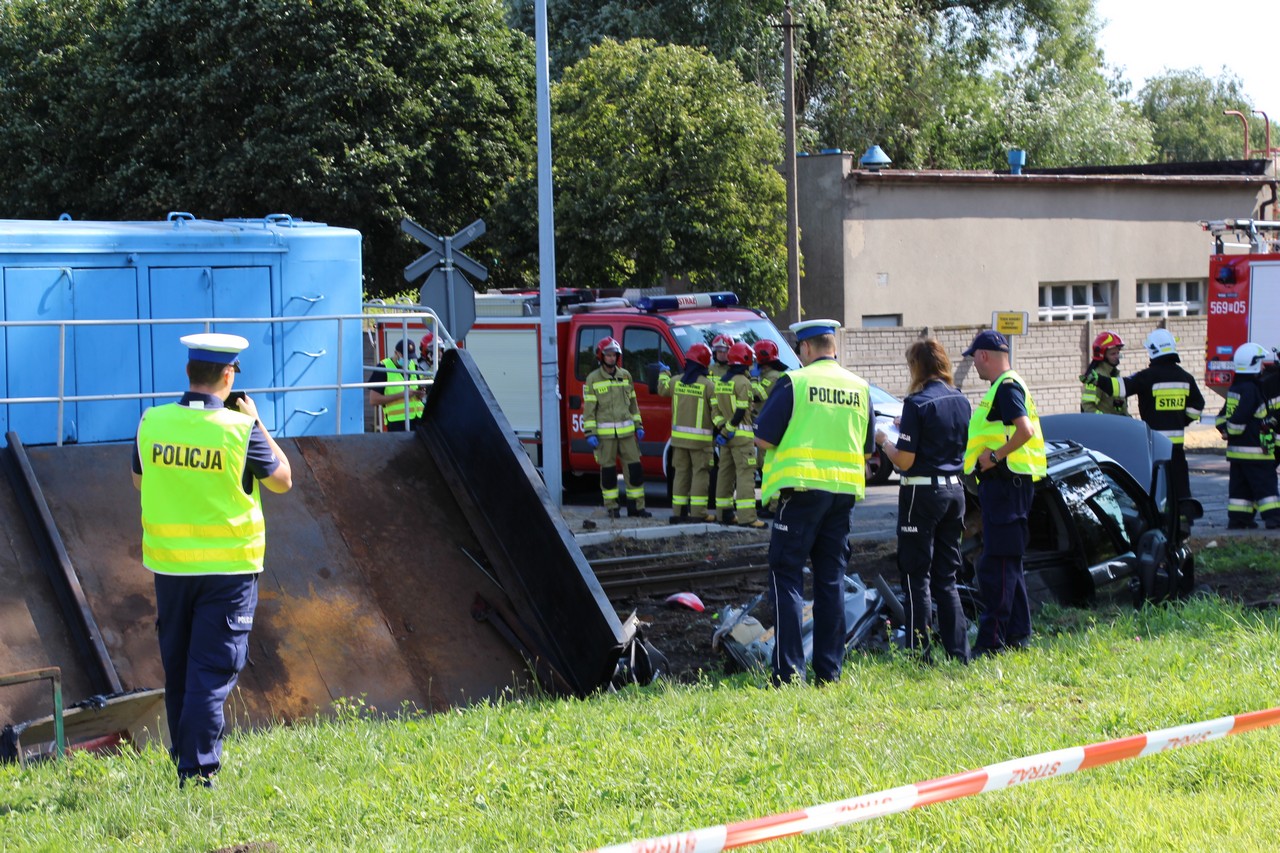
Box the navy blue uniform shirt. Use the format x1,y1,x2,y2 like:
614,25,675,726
896,379,971,476
754,358,875,456
132,392,279,492
988,378,1028,425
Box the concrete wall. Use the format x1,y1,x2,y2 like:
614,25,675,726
838,315,1224,417
796,153,1270,328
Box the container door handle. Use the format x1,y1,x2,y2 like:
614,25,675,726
293,349,327,358
293,407,329,417
290,294,325,303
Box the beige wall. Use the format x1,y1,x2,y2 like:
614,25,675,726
838,316,1223,417
795,153,1269,327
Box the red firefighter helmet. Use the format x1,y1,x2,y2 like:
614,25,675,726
1091,330,1125,359
710,333,735,353
753,340,779,365
727,341,754,366
596,336,622,362
419,331,434,357
685,342,712,368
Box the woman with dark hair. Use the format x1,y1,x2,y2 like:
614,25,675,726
876,339,972,663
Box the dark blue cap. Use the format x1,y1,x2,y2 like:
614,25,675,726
962,329,1010,357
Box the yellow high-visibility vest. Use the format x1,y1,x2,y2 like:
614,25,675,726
138,403,265,575
760,360,871,502
381,357,425,423
964,370,1046,479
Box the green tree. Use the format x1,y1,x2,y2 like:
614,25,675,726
494,40,788,310
0,0,535,297
1138,69,1262,162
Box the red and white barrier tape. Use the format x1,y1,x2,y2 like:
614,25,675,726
589,706,1280,853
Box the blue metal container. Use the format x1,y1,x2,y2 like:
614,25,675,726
0,213,363,445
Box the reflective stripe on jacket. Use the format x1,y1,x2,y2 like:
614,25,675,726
964,370,1047,479
138,403,264,575
583,366,640,438
760,360,871,502
659,370,718,448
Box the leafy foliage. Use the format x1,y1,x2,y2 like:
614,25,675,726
1139,69,1261,162
0,0,535,297
494,40,789,310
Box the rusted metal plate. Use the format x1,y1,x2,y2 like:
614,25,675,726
0,455,97,726
7,434,532,730
3,348,627,730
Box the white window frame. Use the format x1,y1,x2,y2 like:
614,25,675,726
1136,279,1204,318
1038,281,1114,322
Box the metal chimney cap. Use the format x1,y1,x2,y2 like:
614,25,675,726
860,145,892,171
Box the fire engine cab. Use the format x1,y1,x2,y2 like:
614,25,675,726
1201,219,1280,392
459,290,798,483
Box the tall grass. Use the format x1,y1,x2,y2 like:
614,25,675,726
4,598,1279,851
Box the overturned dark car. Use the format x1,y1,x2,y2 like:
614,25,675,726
965,414,1203,608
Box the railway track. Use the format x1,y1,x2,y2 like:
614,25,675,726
588,542,771,599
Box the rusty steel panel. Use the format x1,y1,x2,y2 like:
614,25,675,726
0,454,96,727
7,434,534,731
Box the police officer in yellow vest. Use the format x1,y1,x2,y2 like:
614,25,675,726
755,320,874,685
368,338,426,431
132,333,293,786
961,329,1046,657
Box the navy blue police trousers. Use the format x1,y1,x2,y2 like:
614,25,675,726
768,490,856,685
897,481,970,663
973,475,1033,653
154,572,258,782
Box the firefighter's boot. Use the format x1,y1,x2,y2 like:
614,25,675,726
669,507,689,525
629,505,652,519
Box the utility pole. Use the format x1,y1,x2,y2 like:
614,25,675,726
782,4,802,326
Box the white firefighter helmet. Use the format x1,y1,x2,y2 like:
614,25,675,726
1144,328,1177,359
1232,342,1269,375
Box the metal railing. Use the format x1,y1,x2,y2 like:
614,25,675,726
0,306,451,445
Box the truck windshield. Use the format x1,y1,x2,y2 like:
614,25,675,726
670,320,801,369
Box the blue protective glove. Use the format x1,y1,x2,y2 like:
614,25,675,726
586,435,599,450
714,433,728,447
636,427,645,441
750,364,761,379
658,362,671,373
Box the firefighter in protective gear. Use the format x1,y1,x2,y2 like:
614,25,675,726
418,330,438,375
658,342,717,524
755,319,874,685
583,337,649,518
709,333,735,380
713,342,764,527
1262,345,1280,464
751,339,788,518
1079,330,1127,415
963,329,1046,657
1109,328,1205,503
1216,342,1280,528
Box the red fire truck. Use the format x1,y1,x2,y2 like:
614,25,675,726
1201,219,1280,392
460,290,798,484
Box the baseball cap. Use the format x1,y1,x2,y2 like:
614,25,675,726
962,329,1010,357
393,338,417,355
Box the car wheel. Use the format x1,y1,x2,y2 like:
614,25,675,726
867,447,894,485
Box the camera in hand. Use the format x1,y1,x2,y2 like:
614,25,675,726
226,391,247,408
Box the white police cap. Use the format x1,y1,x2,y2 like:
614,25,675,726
180,332,249,365
790,319,842,342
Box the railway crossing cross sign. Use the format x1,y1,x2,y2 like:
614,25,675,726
402,217,488,340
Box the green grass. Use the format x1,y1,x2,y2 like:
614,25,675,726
1194,535,1280,576
4,598,1280,851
